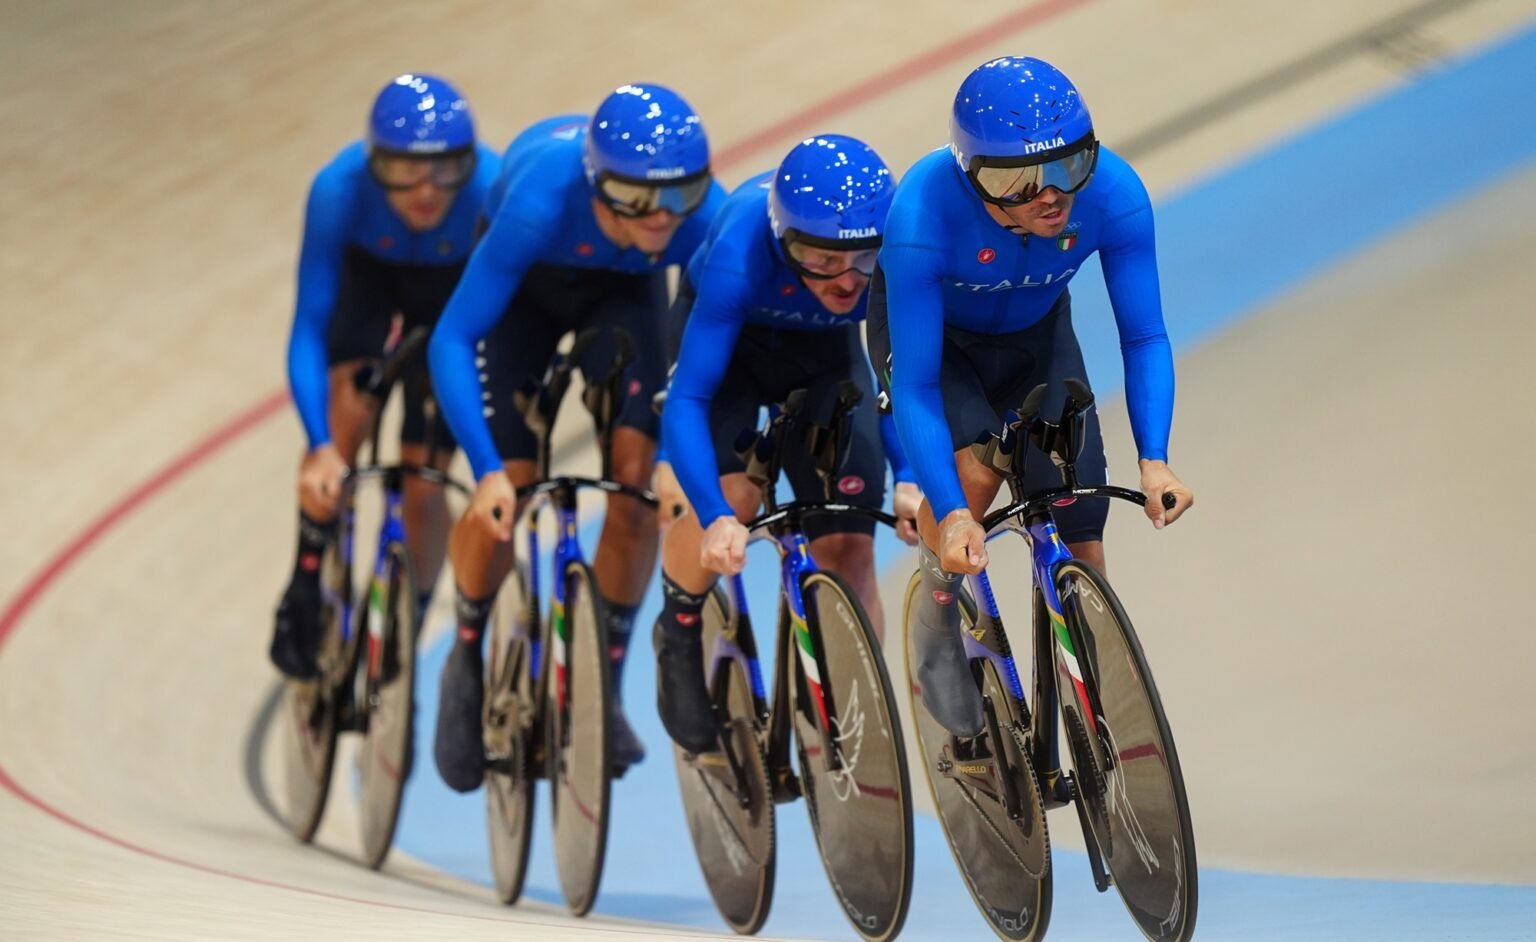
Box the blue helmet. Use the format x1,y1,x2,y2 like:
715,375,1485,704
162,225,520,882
584,83,711,185
368,73,475,155
769,134,894,248
950,57,1098,205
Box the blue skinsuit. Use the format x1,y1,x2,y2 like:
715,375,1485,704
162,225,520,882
286,140,501,448
665,172,914,527
428,116,728,480
880,146,1174,521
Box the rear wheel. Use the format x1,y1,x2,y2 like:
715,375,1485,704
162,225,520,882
1054,560,1197,942
672,585,776,934
485,561,540,905
901,572,1052,942
546,561,612,916
357,542,417,869
281,534,351,842
792,571,913,942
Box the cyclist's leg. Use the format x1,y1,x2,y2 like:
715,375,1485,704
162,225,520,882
653,311,763,754
434,283,559,792
272,254,388,677
395,264,467,623
578,272,669,700
869,269,999,734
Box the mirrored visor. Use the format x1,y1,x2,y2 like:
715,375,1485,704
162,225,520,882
595,172,713,218
969,139,1099,205
368,148,478,191
784,236,881,280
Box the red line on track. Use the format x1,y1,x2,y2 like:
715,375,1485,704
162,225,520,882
0,0,1094,914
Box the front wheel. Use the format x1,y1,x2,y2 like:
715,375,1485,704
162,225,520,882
485,561,540,905
281,535,351,842
901,573,1052,942
792,571,913,942
545,561,613,916
356,542,418,869
672,584,776,934
1054,560,1197,942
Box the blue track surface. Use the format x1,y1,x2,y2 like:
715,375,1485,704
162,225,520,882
394,23,1536,940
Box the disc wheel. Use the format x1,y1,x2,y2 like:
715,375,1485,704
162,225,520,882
485,561,540,905
1054,560,1197,942
901,573,1052,942
545,561,613,916
281,534,352,842
791,572,913,942
672,585,775,934
356,542,417,869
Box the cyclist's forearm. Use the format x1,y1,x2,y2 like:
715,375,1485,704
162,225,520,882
879,411,917,484
1121,333,1174,462
893,380,966,521
662,392,734,524
429,324,502,480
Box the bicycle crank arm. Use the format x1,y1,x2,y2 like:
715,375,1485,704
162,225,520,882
769,763,802,804
1069,773,1113,893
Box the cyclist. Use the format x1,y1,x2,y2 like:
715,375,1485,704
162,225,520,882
270,74,499,680
653,135,922,755
871,56,1194,738
428,84,728,790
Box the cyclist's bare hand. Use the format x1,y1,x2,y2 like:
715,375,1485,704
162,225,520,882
469,470,516,542
700,516,750,575
1139,459,1193,529
938,508,988,575
298,444,347,520
892,481,923,546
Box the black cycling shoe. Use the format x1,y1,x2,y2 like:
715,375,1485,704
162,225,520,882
653,620,719,755
609,705,646,771
913,616,985,737
269,580,321,679
433,641,486,793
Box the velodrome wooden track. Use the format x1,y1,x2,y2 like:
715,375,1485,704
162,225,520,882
2,1,1534,938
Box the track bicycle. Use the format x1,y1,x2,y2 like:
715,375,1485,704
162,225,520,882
673,381,914,942
281,326,469,869
902,377,1197,942
480,328,659,915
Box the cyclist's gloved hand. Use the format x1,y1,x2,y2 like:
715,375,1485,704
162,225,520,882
298,443,348,520
700,516,750,576
938,508,988,575
469,470,516,542
1139,459,1193,530
893,482,923,546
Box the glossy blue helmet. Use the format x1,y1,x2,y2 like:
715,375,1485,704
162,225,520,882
951,57,1092,166
368,73,475,155
584,83,711,185
769,134,894,247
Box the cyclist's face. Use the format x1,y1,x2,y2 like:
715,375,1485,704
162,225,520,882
385,179,455,232
614,208,685,255
988,186,1076,238
802,268,869,316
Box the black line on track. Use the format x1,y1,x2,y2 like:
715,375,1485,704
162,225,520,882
1117,0,1486,160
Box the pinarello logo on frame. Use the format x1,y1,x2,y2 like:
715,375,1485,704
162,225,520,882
977,247,996,264
837,475,865,495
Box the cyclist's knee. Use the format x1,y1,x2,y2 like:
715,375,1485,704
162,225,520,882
811,532,876,580
721,474,762,523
